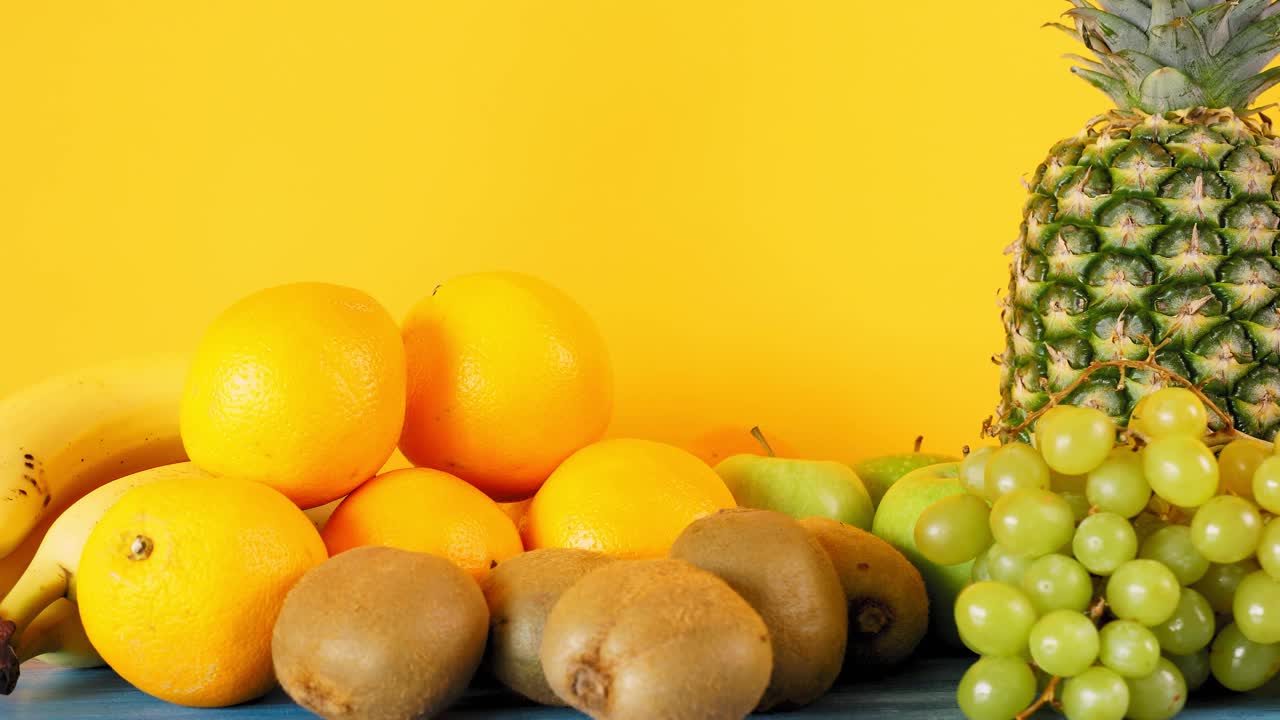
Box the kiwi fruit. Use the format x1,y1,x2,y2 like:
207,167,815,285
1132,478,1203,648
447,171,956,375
540,558,772,720
669,508,847,710
480,548,614,705
272,546,489,720
799,516,929,669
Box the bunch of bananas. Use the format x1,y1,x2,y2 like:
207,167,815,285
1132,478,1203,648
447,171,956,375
0,355,194,692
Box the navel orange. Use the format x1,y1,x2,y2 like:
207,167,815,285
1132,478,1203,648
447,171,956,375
320,467,523,580
400,272,612,501
180,282,406,509
523,438,736,558
76,477,326,708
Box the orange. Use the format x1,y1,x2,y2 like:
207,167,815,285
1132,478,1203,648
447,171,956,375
180,282,407,509
682,424,796,466
400,272,612,501
523,438,736,558
76,477,326,708
321,467,523,580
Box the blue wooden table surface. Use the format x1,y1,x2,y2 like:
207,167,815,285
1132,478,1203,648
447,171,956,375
7,654,1280,719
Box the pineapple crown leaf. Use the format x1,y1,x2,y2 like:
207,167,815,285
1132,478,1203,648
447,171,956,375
1062,0,1280,111
1231,62,1280,103
1093,1,1152,28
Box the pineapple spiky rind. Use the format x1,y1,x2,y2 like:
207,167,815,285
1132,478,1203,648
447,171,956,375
999,2,1280,441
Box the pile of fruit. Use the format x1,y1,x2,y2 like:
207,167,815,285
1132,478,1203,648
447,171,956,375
12,2,1280,719
920,388,1280,720
0,273,935,720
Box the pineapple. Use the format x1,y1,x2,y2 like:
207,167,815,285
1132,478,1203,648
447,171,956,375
999,0,1280,440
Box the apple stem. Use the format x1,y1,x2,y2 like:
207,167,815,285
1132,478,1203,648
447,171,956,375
750,427,776,457
913,436,924,453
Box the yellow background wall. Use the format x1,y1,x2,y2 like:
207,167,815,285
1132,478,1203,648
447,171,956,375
0,3,1211,463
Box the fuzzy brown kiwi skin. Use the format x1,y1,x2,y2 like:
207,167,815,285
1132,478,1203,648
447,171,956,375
540,558,772,720
670,508,848,711
799,516,929,670
480,548,615,706
271,546,489,720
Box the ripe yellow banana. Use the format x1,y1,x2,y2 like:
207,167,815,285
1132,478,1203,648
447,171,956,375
0,509,57,602
0,462,212,693
0,353,191,560
16,599,99,668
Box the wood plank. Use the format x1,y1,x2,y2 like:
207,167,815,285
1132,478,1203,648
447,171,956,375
6,655,1280,719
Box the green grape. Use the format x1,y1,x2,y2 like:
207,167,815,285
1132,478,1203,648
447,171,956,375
1209,622,1280,691
956,656,1037,720
954,581,1039,657
1218,438,1269,500
1022,553,1093,614
970,549,992,582
1036,405,1117,476
1086,448,1151,519
1029,609,1100,677
1141,435,1218,508
1138,525,1209,586
1192,559,1261,614
1074,512,1138,576
984,442,1050,501
1150,588,1214,656
1061,490,1091,523
1188,495,1263,564
1232,570,1280,644
986,543,1033,586
1256,519,1280,580
1164,649,1210,692
960,446,995,497
1098,620,1160,678
1253,455,1280,514
915,494,993,566
1133,387,1207,439
989,488,1075,559
1127,395,1152,435
1061,666,1129,720
1123,658,1186,720
1106,559,1180,627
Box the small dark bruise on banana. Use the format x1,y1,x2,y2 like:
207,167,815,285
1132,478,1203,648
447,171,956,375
13,451,50,505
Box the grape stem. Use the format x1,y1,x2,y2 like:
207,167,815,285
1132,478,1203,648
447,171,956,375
1087,596,1106,621
1015,597,1108,720
1015,676,1059,720
992,355,1240,442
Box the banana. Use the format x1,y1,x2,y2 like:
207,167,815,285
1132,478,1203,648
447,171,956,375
0,352,191,559
16,599,99,668
0,462,212,693
0,508,58,601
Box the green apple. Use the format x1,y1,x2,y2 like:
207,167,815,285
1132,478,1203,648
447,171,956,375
871,462,971,648
714,429,874,530
854,439,960,507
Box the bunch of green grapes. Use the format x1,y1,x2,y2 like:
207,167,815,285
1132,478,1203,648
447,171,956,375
915,387,1280,720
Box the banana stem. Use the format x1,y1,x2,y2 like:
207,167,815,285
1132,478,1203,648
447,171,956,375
0,620,17,694
0,565,72,694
